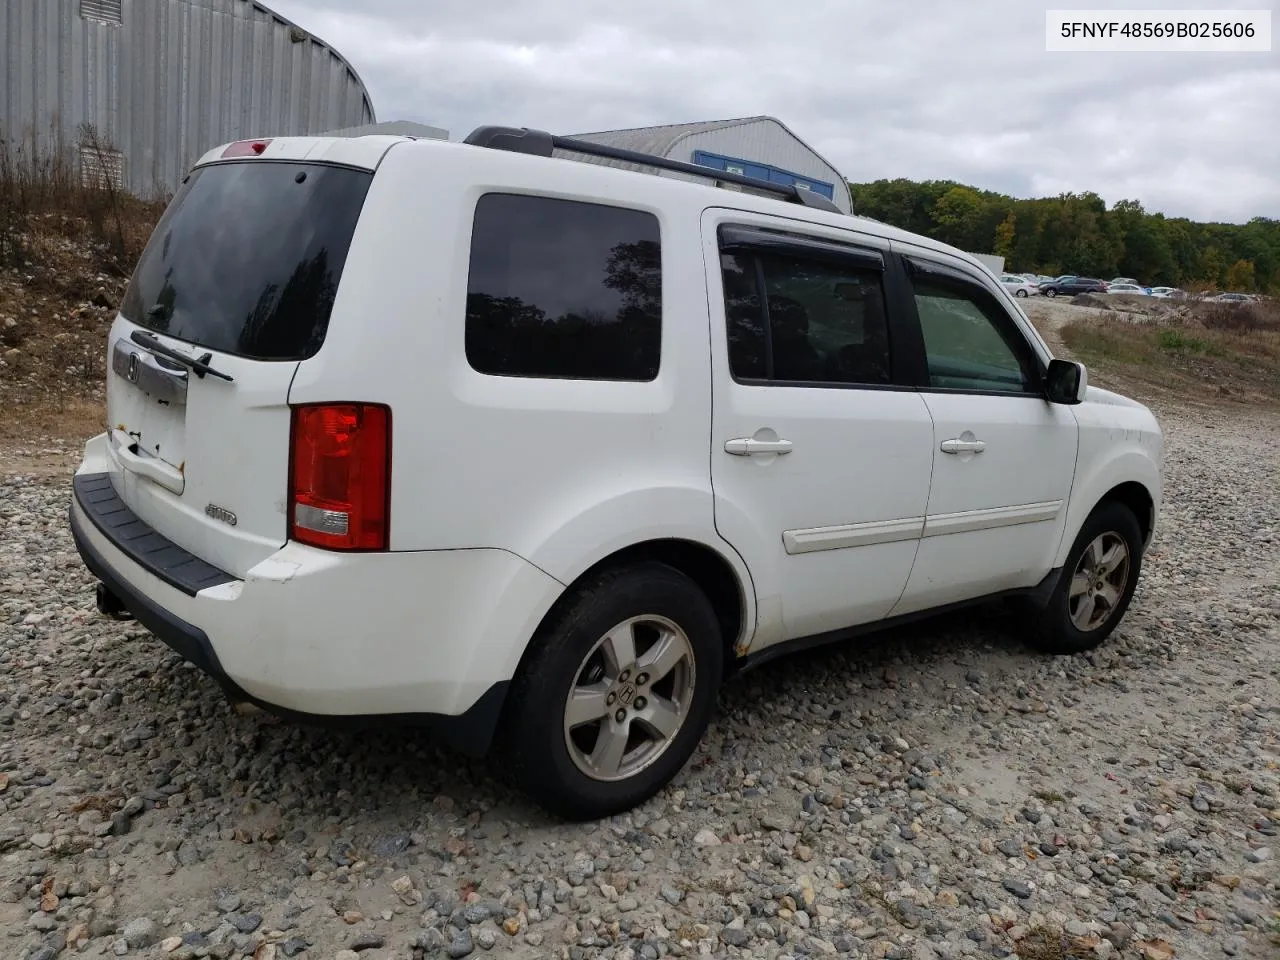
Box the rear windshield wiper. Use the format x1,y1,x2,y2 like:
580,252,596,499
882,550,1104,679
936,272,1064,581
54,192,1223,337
130,329,234,382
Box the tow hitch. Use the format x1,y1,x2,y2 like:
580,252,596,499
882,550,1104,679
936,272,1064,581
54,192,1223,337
95,582,134,621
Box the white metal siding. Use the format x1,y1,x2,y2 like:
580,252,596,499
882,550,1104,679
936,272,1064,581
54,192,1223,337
1,0,376,198
565,117,852,214
677,121,851,213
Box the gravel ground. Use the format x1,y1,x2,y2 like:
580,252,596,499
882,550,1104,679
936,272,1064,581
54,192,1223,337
3,401,1278,960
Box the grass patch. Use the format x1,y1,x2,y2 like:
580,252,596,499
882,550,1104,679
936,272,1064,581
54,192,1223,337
1061,307,1280,404
1033,790,1065,804
1156,329,1220,356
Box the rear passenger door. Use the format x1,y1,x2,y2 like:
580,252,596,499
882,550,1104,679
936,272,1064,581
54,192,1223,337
701,210,936,648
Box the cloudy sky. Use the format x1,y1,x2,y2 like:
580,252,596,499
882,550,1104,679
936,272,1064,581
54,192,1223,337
266,0,1279,224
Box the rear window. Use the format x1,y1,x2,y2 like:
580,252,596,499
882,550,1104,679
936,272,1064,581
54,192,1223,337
119,161,372,361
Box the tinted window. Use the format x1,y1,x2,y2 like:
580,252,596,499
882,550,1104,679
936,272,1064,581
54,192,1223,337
721,252,767,379
720,249,892,385
120,162,372,361
465,194,661,380
911,274,1038,393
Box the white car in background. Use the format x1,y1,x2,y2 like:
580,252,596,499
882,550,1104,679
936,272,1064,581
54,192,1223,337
1000,274,1038,298
1106,283,1146,296
1149,287,1185,299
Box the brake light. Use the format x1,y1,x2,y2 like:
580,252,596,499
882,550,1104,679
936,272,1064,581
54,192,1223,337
221,139,273,158
288,404,391,551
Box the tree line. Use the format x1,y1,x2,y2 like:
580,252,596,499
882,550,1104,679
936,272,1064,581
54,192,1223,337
847,178,1279,294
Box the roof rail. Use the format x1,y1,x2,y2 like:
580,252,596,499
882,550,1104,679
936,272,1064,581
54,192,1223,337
463,125,844,214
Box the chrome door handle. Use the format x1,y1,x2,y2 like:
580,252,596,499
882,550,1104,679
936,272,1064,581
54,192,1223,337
940,438,986,455
725,437,794,456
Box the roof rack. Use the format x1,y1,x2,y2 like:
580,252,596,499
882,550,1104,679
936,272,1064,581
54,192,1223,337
463,125,844,214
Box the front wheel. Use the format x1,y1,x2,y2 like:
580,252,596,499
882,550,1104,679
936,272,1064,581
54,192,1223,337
1025,501,1143,654
498,562,724,820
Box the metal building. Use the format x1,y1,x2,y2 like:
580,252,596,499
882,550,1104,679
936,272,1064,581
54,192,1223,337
1,0,376,198
562,117,852,214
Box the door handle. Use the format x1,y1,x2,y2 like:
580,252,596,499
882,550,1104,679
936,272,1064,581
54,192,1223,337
940,437,986,455
725,437,794,456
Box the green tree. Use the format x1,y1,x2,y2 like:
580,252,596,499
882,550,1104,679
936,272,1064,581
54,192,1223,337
930,186,985,250
1198,246,1225,288
845,177,1277,290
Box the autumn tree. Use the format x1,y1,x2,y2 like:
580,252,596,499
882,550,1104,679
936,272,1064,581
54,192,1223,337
993,212,1016,261
1225,258,1256,291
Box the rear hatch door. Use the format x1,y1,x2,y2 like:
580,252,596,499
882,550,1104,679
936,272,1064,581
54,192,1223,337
104,141,384,579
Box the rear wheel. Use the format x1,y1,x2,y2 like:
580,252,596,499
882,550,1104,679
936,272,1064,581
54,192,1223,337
1015,289,1028,298
1025,501,1143,654
1045,287,1058,298
499,562,723,820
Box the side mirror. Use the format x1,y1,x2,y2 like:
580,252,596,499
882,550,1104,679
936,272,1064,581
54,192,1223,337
1045,358,1088,404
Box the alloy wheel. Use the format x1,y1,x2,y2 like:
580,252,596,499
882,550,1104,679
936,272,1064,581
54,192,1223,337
562,615,696,782
1068,532,1131,631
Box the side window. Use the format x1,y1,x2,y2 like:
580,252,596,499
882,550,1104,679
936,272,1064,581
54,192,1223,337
465,194,661,380
720,247,893,386
910,271,1039,393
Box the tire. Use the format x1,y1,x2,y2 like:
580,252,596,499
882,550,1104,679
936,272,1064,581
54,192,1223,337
1025,501,1144,655
1045,288,1058,298
1015,289,1028,298
498,562,724,820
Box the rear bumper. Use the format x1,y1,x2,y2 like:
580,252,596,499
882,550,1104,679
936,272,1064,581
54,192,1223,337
69,437,564,756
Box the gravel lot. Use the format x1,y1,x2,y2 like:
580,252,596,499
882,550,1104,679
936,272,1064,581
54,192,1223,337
3,400,1277,960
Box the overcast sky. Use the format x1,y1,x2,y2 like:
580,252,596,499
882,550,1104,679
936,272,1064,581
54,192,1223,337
266,0,1279,224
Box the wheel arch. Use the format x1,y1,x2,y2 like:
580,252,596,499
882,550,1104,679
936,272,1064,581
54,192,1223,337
511,537,754,685
1099,480,1156,546
1055,475,1158,569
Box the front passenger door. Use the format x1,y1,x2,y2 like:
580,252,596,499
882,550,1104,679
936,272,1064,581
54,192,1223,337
890,251,1079,616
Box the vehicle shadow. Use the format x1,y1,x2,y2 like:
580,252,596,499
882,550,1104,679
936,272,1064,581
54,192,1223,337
209,597,1040,832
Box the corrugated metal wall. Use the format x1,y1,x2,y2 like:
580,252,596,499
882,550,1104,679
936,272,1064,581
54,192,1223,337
1,0,376,197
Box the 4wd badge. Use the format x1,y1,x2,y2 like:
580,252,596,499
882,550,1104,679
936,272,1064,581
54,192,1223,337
205,503,237,527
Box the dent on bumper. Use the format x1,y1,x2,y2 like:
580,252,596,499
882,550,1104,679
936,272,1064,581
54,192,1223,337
69,478,563,756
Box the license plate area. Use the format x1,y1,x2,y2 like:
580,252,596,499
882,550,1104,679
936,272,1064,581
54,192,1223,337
109,338,189,479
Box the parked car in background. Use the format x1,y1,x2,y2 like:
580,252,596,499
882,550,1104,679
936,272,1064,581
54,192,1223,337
1110,277,1139,287
1000,274,1039,297
1149,287,1185,299
1210,292,1252,303
1038,276,1108,298
1106,283,1146,296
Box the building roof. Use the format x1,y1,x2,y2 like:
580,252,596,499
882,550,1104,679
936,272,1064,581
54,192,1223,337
252,0,376,124
568,118,756,156
568,116,844,180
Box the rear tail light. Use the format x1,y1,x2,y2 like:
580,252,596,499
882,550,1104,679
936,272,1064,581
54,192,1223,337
288,403,391,551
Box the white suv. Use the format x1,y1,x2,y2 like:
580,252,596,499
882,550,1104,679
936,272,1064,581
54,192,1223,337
69,126,1164,820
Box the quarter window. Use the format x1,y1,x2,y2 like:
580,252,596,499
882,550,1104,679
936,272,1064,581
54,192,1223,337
910,271,1039,393
465,194,661,381
720,248,893,386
